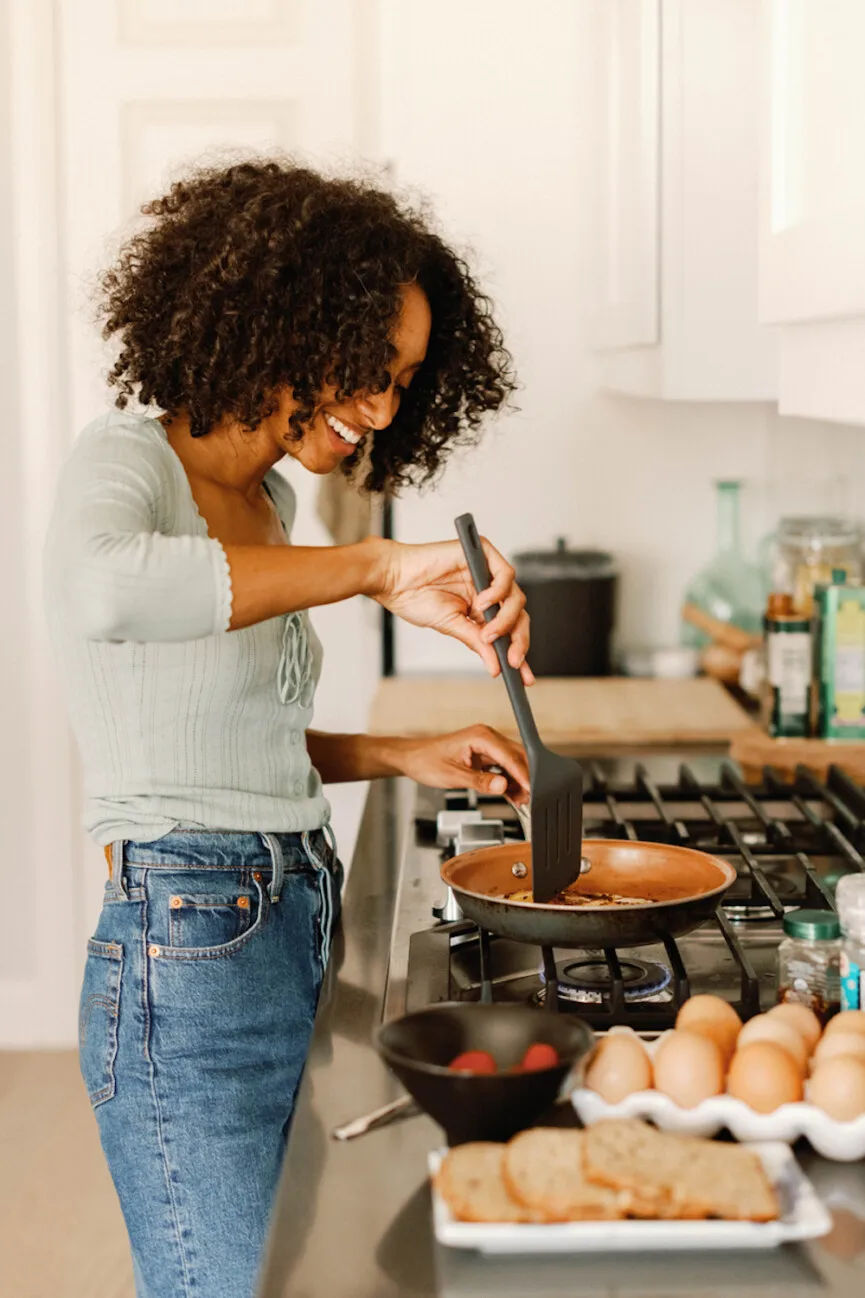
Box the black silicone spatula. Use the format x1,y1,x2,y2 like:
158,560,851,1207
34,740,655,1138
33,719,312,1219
455,513,584,903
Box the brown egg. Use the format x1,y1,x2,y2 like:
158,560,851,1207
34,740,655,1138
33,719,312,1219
737,1014,808,1073
652,1030,725,1108
676,995,742,1064
813,1032,865,1067
584,1034,652,1104
727,1041,804,1113
809,1057,865,1122
767,1002,822,1055
824,1011,865,1038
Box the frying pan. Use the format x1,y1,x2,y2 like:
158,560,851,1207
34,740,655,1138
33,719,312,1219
441,839,737,948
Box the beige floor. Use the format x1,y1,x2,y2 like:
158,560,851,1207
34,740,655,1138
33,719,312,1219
0,1051,134,1298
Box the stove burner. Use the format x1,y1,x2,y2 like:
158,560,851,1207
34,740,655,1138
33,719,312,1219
538,955,672,1005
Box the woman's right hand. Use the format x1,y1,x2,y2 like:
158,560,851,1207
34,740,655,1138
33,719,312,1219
371,537,533,683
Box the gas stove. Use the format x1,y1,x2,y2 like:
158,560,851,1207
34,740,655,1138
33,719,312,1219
399,755,865,1033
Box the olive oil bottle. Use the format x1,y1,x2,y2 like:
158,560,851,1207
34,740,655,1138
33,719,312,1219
764,592,812,738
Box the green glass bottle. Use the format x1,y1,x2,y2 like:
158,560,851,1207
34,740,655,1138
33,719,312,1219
682,481,764,649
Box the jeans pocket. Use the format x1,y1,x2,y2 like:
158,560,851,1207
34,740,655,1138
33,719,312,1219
152,871,266,961
168,890,255,949
79,938,122,1108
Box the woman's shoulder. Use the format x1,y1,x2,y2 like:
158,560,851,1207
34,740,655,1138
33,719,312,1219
73,409,172,460
63,410,178,489
263,466,297,535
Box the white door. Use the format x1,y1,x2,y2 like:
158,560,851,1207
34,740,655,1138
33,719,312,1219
761,0,865,323
2,0,377,1048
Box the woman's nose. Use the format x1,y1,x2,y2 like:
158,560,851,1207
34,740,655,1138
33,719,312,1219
355,387,398,431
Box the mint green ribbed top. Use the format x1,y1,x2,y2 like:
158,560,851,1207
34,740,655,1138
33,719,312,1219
44,410,330,846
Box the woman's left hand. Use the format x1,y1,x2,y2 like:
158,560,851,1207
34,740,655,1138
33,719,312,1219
395,726,529,800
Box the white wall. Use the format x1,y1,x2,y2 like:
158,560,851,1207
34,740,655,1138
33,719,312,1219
381,0,865,675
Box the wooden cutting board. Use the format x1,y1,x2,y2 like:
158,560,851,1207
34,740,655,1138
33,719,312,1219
368,676,752,747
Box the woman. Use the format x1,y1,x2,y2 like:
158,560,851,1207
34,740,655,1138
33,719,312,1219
44,159,530,1298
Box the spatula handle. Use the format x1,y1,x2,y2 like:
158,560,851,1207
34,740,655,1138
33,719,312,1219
455,514,541,755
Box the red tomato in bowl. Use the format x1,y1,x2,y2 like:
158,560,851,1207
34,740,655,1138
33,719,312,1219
448,1050,497,1074
518,1043,560,1072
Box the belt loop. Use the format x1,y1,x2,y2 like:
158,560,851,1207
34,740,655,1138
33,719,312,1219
111,840,128,898
322,822,338,866
260,833,284,903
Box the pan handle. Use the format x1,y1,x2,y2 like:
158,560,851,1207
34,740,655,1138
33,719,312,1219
455,514,541,758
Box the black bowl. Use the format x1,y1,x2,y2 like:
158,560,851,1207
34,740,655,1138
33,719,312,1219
376,1003,594,1145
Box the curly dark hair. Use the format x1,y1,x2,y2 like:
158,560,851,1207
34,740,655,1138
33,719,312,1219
98,157,516,492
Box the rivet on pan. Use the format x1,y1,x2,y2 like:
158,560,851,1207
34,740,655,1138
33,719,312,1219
580,857,592,874
511,862,528,878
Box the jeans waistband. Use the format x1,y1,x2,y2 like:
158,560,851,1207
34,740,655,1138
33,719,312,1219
107,826,337,907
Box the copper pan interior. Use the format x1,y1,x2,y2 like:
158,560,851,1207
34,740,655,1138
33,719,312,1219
441,839,737,908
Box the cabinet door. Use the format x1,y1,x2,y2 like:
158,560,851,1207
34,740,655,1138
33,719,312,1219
595,0,660,350
761,0,865,323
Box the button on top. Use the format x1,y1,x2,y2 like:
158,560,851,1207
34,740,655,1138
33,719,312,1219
293,779,305,796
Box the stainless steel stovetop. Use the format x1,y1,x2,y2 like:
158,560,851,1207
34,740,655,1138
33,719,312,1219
389,753,865,1033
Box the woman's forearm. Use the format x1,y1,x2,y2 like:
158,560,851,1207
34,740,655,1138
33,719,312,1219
306,730,413,783
225,537,389,630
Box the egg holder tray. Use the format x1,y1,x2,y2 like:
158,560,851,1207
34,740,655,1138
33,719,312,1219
570,1027,865,1162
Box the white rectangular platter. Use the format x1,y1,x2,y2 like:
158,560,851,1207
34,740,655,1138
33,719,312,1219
429,1143,831,1254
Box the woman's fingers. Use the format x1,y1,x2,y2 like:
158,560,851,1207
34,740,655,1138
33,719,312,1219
467,729,530,795
472,555,515,617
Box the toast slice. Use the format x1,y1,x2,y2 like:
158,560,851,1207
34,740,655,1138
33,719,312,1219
434,1142,540,1223
503,1128,625,1221
583,1118,779,1222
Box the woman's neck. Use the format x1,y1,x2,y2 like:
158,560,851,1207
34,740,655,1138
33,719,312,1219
162,410,286,500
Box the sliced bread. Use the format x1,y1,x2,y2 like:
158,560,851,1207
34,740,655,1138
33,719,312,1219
434,1142,539,1223
583,1118,779,1222
503,1128,625,1221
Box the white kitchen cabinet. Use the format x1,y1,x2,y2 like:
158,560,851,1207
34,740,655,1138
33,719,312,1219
595,0,776,401
761,0,865,424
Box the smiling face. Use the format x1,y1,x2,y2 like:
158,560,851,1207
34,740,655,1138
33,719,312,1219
273,281,432,476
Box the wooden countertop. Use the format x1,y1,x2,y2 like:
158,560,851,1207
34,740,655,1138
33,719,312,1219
368,676,753,748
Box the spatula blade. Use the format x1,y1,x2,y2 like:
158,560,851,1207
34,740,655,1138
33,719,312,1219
529,755,584,904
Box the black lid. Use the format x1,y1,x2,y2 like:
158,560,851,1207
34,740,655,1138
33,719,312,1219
513,537,617,583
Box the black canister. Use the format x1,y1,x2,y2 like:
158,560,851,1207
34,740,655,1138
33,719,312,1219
513,539,617,677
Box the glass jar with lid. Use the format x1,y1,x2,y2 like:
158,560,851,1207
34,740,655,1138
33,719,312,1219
776,909,841,1022
764,517,863,617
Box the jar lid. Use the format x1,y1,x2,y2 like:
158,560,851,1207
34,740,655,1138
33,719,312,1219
513,539,617,583
777,517,862,548
782,908,841,940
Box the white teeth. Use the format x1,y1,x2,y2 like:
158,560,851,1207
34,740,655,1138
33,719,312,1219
325,413,362,446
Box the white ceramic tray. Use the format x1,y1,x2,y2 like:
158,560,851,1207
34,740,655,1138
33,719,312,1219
429,1143,830,1253
570,1026,865,1162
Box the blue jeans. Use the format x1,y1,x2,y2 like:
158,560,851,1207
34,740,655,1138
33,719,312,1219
78,828,342,1298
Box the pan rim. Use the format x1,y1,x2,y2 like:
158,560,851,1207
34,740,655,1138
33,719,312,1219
441,838,738,912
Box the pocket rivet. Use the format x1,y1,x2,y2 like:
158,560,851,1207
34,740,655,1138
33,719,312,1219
253,872,263,882
169,896,183,909
237,895,250,909
148,945,161,957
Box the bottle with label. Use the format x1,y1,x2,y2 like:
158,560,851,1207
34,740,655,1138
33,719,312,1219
815,570,865,740
776,909,841,1022
763,592,812,738
836,874,865,1011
